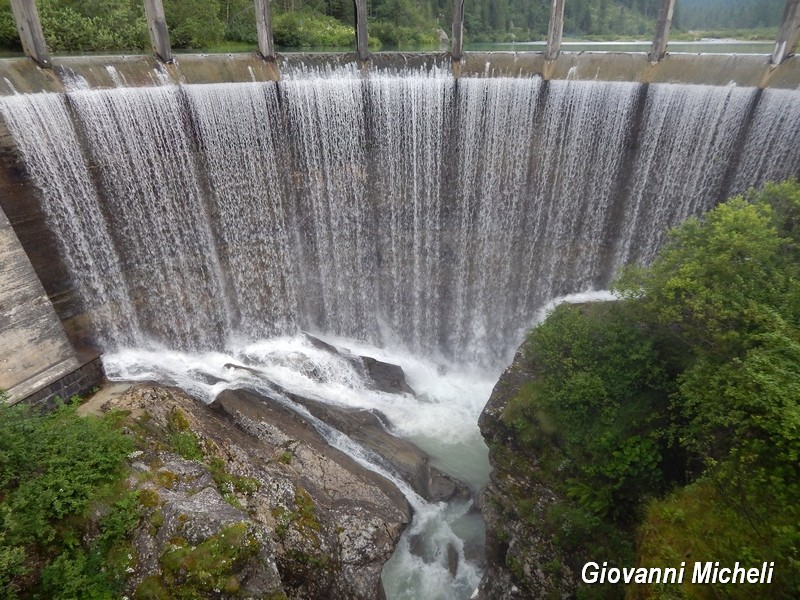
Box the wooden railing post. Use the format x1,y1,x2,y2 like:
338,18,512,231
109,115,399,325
546,0,566,61
452,0,465,60
649,0,676,62
772,0,800,64
353,0,369,61
9,0,51,68
254,0,275,60
143,0,173,63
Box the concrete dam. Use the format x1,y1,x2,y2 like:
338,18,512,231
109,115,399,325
1,52,800,400
1,38,800,600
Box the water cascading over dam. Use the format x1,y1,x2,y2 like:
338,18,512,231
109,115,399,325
2,64,800,598
3,67,799,369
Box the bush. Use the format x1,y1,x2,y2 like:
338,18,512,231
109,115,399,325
37,0,149,52
0,397,137,598
272,11,355,49
506,179,800,594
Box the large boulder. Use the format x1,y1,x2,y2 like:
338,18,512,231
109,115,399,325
301,333,416,395
100,384,411,600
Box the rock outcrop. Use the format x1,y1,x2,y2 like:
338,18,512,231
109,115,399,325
98,384,412,600
475,348,577,599
222,344,470,505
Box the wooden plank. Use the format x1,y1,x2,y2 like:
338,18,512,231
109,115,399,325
452,0,465,60
254,0,275,60
772,0,800,65
546,0,566,61
144,0,173,63
649,0,676,62
354,0,369,61
8,0,50,68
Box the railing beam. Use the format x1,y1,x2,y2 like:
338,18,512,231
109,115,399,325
143,0,173,63
649,0,676,62
452,0,465,60
354,0,369,61
254,0,275,60
772,0,800,65
546,0,566,61
9,0,51,68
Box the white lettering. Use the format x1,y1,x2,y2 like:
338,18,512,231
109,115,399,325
648,568,662,584
582,562,599,584
693,562,713,583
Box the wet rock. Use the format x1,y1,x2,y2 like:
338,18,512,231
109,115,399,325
360,355,415,395
428,467,471,503
301,332,416,395
475,348,576,599
100,383,410,600
212,387,411,599
220,361,470,505
447,543,460,577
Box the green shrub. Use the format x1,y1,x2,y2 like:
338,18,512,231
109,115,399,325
0,398,136,598
272,11,355,49
507,179,800,593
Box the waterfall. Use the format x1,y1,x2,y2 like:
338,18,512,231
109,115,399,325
2,69,799,368
3,66,799,600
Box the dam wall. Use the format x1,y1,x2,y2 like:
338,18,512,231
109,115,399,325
0,49,799,403
0,51,799,97
0,202,101,405
2,63,799,374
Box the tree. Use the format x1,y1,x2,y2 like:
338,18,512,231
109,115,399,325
164,0,226,49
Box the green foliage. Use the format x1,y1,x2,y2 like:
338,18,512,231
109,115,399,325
164,0,225,49
520,301,674,522
616,180,800,473
634,477,799,598
676,0,783,31
0,2,19,50
37,0,148,52
272,11,355,49
208,457,259,508
166,408,204,461
138,523,261,599
0,399,137,598
506,179,800,595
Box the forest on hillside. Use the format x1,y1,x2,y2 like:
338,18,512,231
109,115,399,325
678,0,784,30
0,0,788,52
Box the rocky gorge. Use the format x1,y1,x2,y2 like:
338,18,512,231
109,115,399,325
76,335,480,600
475,347,576,599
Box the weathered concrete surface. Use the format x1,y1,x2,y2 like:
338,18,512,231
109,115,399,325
0,51,798,96
462,51,800,88
143,0,173,63
0,204,80,404
649,0,676,62
8,0,50,68
0,115,90,354
772,0,800,64
545,0,566,61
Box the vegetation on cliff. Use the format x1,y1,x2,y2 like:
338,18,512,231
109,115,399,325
0,394,277,599
500,179,800,598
